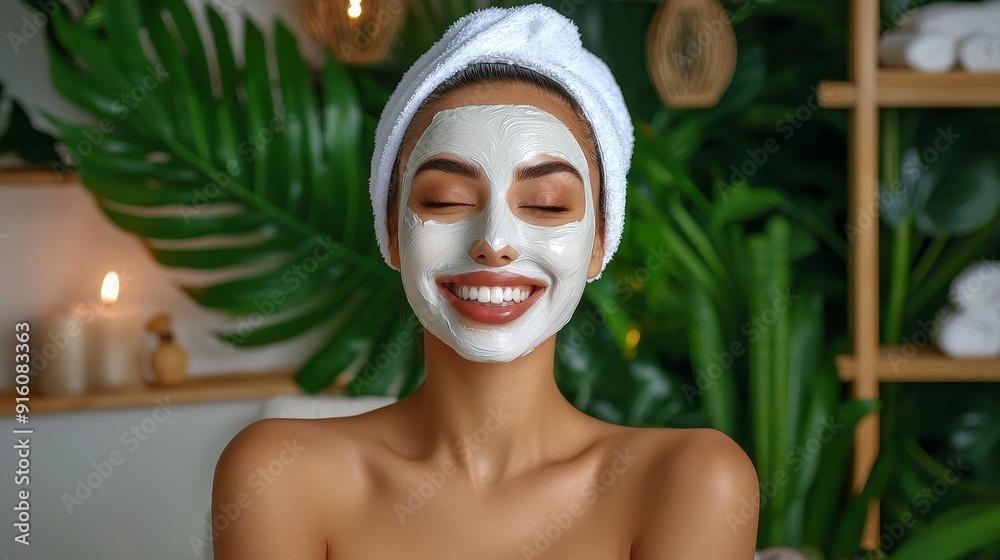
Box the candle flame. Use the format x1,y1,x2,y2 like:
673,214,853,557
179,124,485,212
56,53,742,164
347,0,361,18
101,271,120,304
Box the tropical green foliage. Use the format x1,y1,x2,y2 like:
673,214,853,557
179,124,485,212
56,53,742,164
626,125,881,553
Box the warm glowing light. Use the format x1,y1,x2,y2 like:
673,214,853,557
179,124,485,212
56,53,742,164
101,271,120,304
625,328,641,349
300,0,407,64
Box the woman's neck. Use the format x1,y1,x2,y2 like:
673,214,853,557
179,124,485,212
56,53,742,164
399,332,594,486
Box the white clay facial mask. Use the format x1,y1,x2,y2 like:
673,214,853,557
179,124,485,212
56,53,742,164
397,104,596,363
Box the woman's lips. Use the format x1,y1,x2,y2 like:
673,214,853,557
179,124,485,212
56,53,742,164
437,272,545,325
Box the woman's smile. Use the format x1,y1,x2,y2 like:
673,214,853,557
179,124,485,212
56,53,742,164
437,270,546,324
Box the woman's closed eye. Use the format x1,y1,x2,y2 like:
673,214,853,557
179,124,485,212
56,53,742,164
511,183,585,225
420,199,476,209
522,204,571,214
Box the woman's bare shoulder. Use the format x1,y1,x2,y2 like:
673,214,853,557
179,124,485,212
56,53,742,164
211,415,387,559
629,427,754,472
215,415,383,490
601,426,756,500
219,416,355,457
594,420,750,463
610,426,759,559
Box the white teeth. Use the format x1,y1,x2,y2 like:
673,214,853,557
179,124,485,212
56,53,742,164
449,284,535,305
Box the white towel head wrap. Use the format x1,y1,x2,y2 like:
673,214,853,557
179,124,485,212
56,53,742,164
369,3,634,277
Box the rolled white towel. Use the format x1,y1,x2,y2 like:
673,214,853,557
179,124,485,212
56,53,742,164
880,32,958,72
898,1,1000,37
959,33,1000,71
949,261,1000,313
937,311,1000,358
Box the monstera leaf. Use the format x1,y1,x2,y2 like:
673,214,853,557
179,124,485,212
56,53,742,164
27,0,416,393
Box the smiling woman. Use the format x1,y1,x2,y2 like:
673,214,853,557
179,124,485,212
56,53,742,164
212,5,759,560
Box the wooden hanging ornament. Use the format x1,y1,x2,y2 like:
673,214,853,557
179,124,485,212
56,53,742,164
299,0,409,65
646,0,737,108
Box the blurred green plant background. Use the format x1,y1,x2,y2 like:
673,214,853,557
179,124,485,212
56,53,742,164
19,0,1000,557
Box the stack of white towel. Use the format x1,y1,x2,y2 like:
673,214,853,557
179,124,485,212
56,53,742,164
880,0,1000,72
937,261,1000,357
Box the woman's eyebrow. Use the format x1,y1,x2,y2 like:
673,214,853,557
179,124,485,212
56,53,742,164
515,160,583,184
413,157,483,180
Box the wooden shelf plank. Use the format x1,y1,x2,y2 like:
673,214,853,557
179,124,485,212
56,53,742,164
819,70,1000,108
0,167,77,185
818,80,856,108
4,368,313,414
838,346,1000,382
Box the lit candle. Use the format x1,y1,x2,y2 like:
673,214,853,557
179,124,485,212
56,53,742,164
37,271,145,395
86,271,145,391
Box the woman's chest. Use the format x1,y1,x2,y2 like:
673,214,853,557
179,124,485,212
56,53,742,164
328,505,633,560
324,456,641,559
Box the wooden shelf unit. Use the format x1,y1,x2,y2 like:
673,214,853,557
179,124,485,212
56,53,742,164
819,70,1000,108
819,0,1000,550
837,348,1000,382
5,369,310,414
0,167,76,185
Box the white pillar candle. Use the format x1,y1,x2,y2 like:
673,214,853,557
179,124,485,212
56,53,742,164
37,303,90,396
86,271,145,391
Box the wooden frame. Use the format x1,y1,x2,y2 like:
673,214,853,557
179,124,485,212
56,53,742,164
819,0,1000,550
0,168,76,185
1,369,314,414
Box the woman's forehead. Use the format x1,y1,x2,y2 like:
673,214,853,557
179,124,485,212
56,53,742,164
399,84,598,170
408,105,589,178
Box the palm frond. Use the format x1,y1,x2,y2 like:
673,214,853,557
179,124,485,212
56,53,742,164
34,0,411,393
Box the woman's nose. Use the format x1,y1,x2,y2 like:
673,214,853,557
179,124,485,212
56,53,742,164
468,239,520,267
